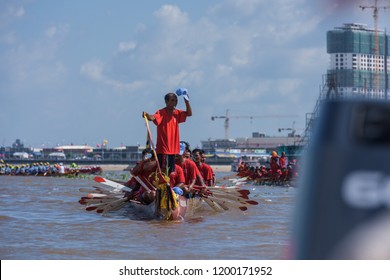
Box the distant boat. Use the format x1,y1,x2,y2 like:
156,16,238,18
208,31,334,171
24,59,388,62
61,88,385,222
231,152,270,172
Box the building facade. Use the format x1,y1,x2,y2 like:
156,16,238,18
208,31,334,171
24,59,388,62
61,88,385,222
201,134,300,154
327,23,389,98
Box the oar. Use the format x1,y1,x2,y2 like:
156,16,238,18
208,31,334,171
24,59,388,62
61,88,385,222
86,186,117,194
209,194,257,206
209,187,250,196
199,191,253,212
206,196,248,211
210,192,258,205
196,187,256,210
94,176,132,192
212,184,241,189
207,189,250,196
207,188,251,200
211,190,258,207
216,173,240,182
143,113,168,183
200,197,225,212
100,198,133,213
92,185,125,194
85,197,131,212
229,177,248,183
208,199,229,211
192,186,254,208
94,175,154,193
79,196,120,205
195,186,250,197
133,175,156,191
86,191,125,199
79,187,101,193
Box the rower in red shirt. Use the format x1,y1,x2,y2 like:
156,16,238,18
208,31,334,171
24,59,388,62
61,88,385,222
175,142,205,196
192,148,215,186
169,163,185,196
124,148,157,204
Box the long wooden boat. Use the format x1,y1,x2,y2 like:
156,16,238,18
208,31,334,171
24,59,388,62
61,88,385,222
79,186,202,221
79,176,257,221
124,195,203,221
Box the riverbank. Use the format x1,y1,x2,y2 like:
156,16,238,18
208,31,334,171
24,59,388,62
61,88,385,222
98,164,232,172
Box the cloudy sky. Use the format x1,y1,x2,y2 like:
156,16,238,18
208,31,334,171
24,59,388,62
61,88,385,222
1,0,389,149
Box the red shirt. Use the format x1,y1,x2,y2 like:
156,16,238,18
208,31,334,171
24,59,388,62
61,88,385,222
169,164,185,187
279,156,288,168
270,155,280,172
197,163,214,186
181,159,202,185
153,108,187,155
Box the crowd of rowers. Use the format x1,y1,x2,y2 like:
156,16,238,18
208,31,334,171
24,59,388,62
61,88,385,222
236,151,299,185
123,142,215,205
0,160,102,176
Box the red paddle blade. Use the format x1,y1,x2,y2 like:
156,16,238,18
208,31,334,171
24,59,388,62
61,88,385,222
245,200,259,205
239,206,248,211
94,176,105,183
85,206,98,211
237,190,250,196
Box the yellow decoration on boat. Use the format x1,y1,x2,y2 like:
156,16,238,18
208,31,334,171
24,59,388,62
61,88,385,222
151,171,178,219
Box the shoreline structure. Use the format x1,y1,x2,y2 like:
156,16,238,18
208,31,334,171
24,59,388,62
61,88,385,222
99,164,231,172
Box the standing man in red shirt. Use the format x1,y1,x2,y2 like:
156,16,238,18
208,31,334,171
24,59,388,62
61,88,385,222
143,89,192,175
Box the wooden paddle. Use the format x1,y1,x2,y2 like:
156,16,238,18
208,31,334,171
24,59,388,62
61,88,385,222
208,196,248,211
91,176,257,213
201,197,225,212
85,197,140,213
94,176,132,192
143,113,168,184
210,193,258,205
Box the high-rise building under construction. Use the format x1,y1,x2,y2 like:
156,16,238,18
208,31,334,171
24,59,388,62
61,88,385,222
326,23,389,99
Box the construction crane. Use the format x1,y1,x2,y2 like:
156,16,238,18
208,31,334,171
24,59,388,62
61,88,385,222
278,121,297,137
211,109,299,139
360,0,390,94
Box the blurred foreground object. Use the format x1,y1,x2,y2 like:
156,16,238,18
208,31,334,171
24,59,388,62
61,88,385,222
293,99,390,259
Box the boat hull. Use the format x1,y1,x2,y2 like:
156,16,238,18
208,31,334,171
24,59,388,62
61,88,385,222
127,196,200,221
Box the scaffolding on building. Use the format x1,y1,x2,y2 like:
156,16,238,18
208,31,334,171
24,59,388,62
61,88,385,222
296,76,330,147
298,22,390,147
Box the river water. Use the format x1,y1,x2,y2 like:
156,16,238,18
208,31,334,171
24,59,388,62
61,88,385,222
0,171,296,260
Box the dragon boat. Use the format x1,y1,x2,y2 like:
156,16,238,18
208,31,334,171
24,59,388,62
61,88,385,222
79,176,257,221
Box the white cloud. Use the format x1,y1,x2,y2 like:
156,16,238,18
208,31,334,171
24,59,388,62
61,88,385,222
154,5,189,26
118,41,137,52
216,64,233,77
1,40,67,95
80,59,145,91
290,47,328,76
14,6,25,18
6,4,25,18
45,26,57,38
0,3,25,27
0,22,71,92
80,59,104,81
